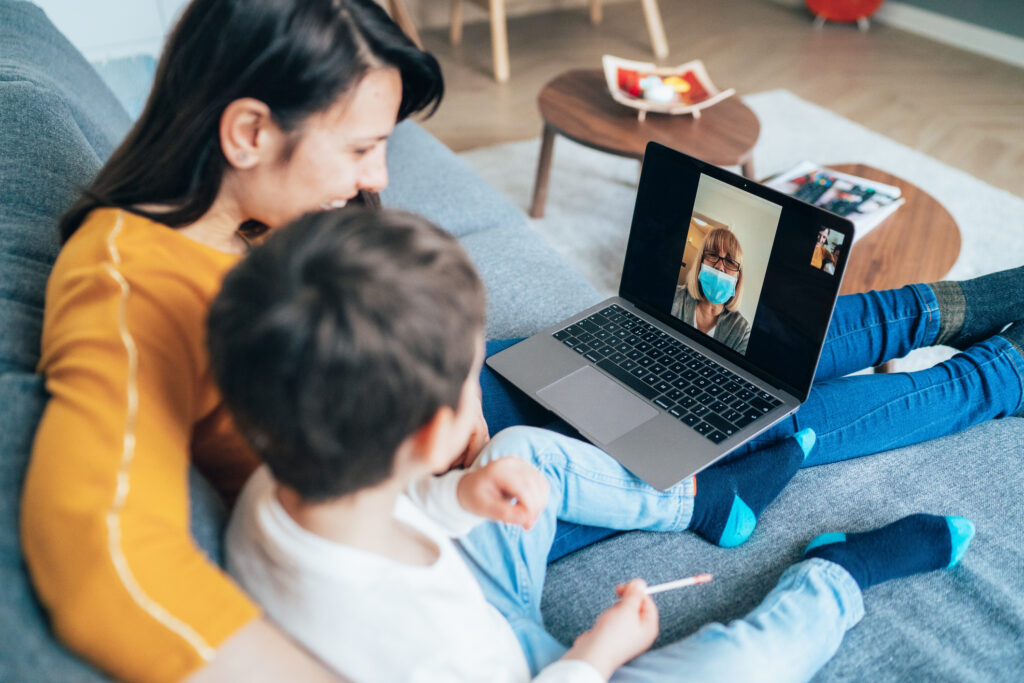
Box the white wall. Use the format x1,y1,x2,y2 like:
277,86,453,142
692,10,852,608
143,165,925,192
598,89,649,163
29,0,190,60
764,0,1024,69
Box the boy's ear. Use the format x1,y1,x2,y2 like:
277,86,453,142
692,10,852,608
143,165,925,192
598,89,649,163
405,406,457,472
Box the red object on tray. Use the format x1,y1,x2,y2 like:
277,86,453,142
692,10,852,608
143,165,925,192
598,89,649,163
617,68,643,97
681,72,708,103
806,0,884,22
615,68,710,104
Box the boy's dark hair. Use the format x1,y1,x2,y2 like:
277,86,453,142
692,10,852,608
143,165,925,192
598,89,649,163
208,208,486,501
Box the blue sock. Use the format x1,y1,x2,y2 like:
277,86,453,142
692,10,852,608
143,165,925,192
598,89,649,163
804,513,975,591
688,428,815,547
932,266,1024,349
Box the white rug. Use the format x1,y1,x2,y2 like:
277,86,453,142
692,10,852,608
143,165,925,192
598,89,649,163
460,89,1024,372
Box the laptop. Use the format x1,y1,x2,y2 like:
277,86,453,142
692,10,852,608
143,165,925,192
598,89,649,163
487,143,854,490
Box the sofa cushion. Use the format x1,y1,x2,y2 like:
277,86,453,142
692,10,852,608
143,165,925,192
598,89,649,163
542,417,1024,681
0,81,105,374
381,120,528,239
0,1,130,162
0,0,132,375
458,224,602,340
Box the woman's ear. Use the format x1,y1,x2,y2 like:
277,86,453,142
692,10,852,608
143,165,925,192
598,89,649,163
219,98,280,170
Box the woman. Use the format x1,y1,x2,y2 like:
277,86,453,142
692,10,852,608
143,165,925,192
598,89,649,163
670,227,751,354
21,0,443,680
811,226,830,269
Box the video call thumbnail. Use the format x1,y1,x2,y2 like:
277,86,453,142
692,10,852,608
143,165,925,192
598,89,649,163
810,227,845,275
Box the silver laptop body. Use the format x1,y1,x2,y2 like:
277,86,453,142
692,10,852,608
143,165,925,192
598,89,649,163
487,144,853,490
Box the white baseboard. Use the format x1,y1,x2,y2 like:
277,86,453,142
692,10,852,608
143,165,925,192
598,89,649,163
876,2,1024,70
765,0,1024,70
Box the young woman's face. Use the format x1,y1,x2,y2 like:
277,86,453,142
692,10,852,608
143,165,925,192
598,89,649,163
244,68,403,228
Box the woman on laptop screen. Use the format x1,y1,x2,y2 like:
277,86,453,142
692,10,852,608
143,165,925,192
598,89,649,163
671,227,751,354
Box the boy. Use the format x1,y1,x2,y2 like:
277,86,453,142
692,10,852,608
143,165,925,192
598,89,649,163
212,209,974,681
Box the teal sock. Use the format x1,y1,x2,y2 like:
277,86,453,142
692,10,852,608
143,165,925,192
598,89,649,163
688,429,815,547
804,513,975,591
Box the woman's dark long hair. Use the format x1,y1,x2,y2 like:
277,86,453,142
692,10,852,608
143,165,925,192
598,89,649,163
58,0,443,243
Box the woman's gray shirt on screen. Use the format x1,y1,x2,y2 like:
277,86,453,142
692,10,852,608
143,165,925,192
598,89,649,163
671,287,751,354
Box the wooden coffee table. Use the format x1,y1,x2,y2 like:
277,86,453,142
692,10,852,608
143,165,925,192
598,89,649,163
827,164,961,296
530,69,760,218
822,164,961,371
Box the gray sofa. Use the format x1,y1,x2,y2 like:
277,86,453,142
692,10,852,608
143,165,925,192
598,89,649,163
1,2,1022,680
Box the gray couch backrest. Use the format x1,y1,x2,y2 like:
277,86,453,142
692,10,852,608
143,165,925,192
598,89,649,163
0,0,131,375
0,2,129,679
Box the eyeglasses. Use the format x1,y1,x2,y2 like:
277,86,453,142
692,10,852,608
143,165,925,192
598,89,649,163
703,252,741,274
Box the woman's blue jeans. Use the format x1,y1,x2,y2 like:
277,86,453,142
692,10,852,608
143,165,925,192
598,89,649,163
482,284,1024,560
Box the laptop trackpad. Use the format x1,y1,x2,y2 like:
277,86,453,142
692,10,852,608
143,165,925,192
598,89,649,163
537,367,658,444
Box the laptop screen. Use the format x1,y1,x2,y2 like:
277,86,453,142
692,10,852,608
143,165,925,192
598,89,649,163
620,143,853,400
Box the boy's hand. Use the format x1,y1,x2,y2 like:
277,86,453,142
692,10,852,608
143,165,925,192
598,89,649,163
449,394,490,470
562,580,659,679
456,457,548,529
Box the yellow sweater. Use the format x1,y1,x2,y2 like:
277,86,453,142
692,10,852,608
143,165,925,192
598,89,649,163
21,209,260,682
811,245,827,270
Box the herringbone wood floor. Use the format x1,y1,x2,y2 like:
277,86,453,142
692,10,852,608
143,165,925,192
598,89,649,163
417,0,1024,198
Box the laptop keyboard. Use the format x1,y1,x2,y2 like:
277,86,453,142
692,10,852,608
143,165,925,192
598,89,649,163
552,304,782,444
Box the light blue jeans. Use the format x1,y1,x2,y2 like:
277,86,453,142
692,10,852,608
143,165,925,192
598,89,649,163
456,427,865,681
482,285,1024,557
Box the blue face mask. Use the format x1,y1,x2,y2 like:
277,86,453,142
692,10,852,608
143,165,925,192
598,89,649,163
698,264,737,305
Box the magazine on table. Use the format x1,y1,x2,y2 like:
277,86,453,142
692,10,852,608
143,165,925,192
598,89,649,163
765,161,905,242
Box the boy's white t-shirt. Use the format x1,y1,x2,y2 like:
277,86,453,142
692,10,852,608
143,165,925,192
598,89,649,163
226,466,602,683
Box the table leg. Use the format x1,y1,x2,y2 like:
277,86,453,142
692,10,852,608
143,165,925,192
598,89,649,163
741,156,755,179
530,125,557,219
873,360,896,374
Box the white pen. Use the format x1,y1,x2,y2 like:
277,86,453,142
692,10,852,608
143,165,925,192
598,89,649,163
643,573,713,595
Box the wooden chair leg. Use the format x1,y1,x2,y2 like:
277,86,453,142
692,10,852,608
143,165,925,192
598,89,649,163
450,0,463,46
387,0,422,49
589,0,603,25
640,0,669,59
489,0,510,83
